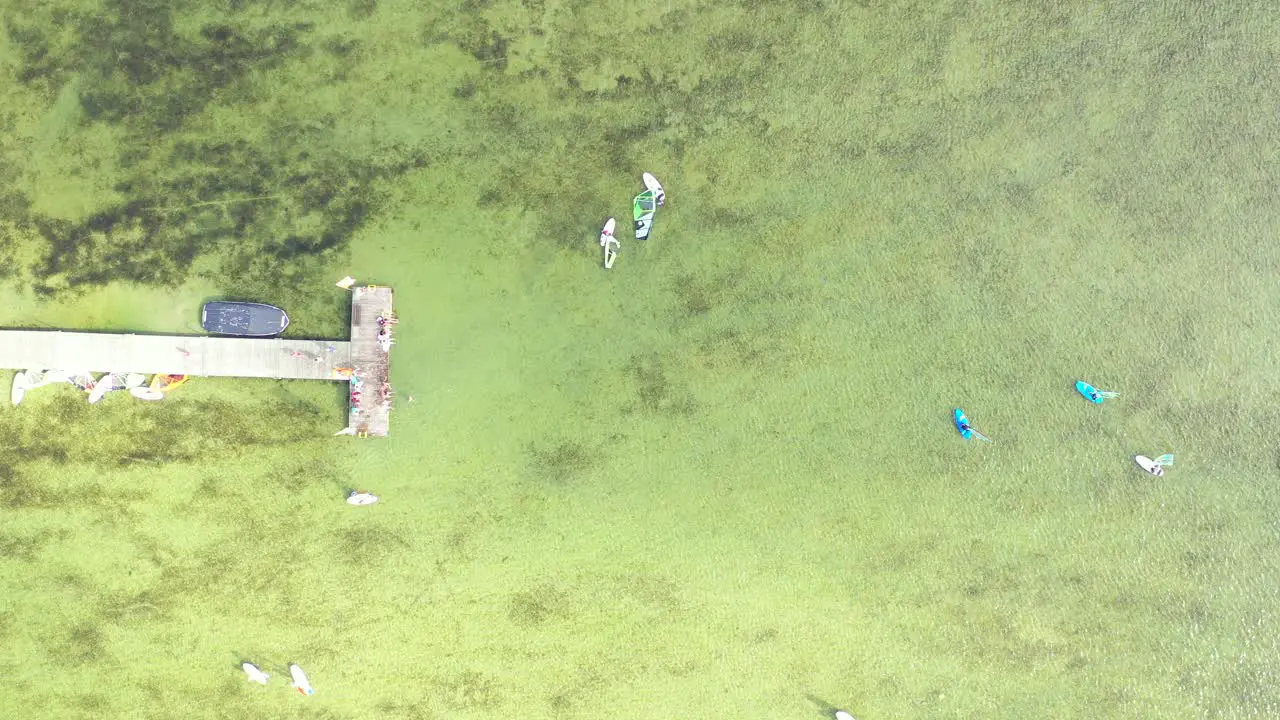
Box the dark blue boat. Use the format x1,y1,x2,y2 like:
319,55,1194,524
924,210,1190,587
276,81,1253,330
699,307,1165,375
201,301,290,337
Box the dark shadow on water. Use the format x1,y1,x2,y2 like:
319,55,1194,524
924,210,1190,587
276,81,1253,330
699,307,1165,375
803,693,842,717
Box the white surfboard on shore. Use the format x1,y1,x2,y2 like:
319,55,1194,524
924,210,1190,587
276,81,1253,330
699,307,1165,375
87,375,114,404
11,371,28,406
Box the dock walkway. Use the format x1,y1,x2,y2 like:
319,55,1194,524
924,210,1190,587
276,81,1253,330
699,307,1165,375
344,286,395,437
0,286,396,437
0,332,352,379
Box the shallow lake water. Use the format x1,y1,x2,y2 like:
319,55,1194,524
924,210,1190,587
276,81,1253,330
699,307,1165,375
1,0,1278,717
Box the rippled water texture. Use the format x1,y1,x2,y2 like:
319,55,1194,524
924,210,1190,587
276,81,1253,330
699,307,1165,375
1,0,1278,717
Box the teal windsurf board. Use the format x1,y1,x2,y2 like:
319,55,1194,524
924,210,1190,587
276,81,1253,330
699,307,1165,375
1076,381,1103,404
1075,380,1117,404
953,408,991,442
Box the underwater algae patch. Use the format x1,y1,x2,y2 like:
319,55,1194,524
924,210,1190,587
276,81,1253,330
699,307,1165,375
431,0,817,253
1,0,431,298
0,387,335,516
524,438,598,485
49,622,109,667
436,668,503,710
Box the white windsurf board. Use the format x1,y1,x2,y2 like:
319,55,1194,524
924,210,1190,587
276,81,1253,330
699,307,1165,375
10,372,28,406
1135,455,1164,476
642,172,666,204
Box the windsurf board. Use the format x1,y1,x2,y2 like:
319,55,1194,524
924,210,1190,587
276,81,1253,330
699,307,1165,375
642,172,666,205
1135,455,1164,476
1075,380,1103,404
10,371,27,406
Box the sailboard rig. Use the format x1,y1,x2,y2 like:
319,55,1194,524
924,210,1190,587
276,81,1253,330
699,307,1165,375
599,217,618,269
11,369,69,405
88,373,142,403
1075,380,1119,404
130,374,189,401
66,372,97,393
633,190,658,240
1135,454,1174,476
954,408,992,442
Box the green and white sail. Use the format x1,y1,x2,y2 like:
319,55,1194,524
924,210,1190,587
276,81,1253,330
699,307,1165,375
633,190,657,240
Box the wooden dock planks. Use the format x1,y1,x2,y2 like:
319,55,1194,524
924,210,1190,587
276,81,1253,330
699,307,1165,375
1,286,396,436
0,331,352,379
343,286,395,437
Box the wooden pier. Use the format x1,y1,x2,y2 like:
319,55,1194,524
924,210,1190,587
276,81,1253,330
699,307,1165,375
343,286,395,437
0,286,396,437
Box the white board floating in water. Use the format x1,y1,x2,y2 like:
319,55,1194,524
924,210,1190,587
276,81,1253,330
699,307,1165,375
599,217,617,269
241,662,269,685
642,172,666,205
289,664,314,695
1135,455,1164,476
347,491,379,506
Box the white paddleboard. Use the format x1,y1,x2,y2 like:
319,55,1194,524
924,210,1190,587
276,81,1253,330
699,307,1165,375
642,172,666,205
289,663,314,695
241,662,270,685
1135,455,1164,476
10,371,27,406
599,217,617,269
87,374,116,404
347,491,379,506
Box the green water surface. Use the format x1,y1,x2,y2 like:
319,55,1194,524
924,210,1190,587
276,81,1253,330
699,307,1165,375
1,0,1279,718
